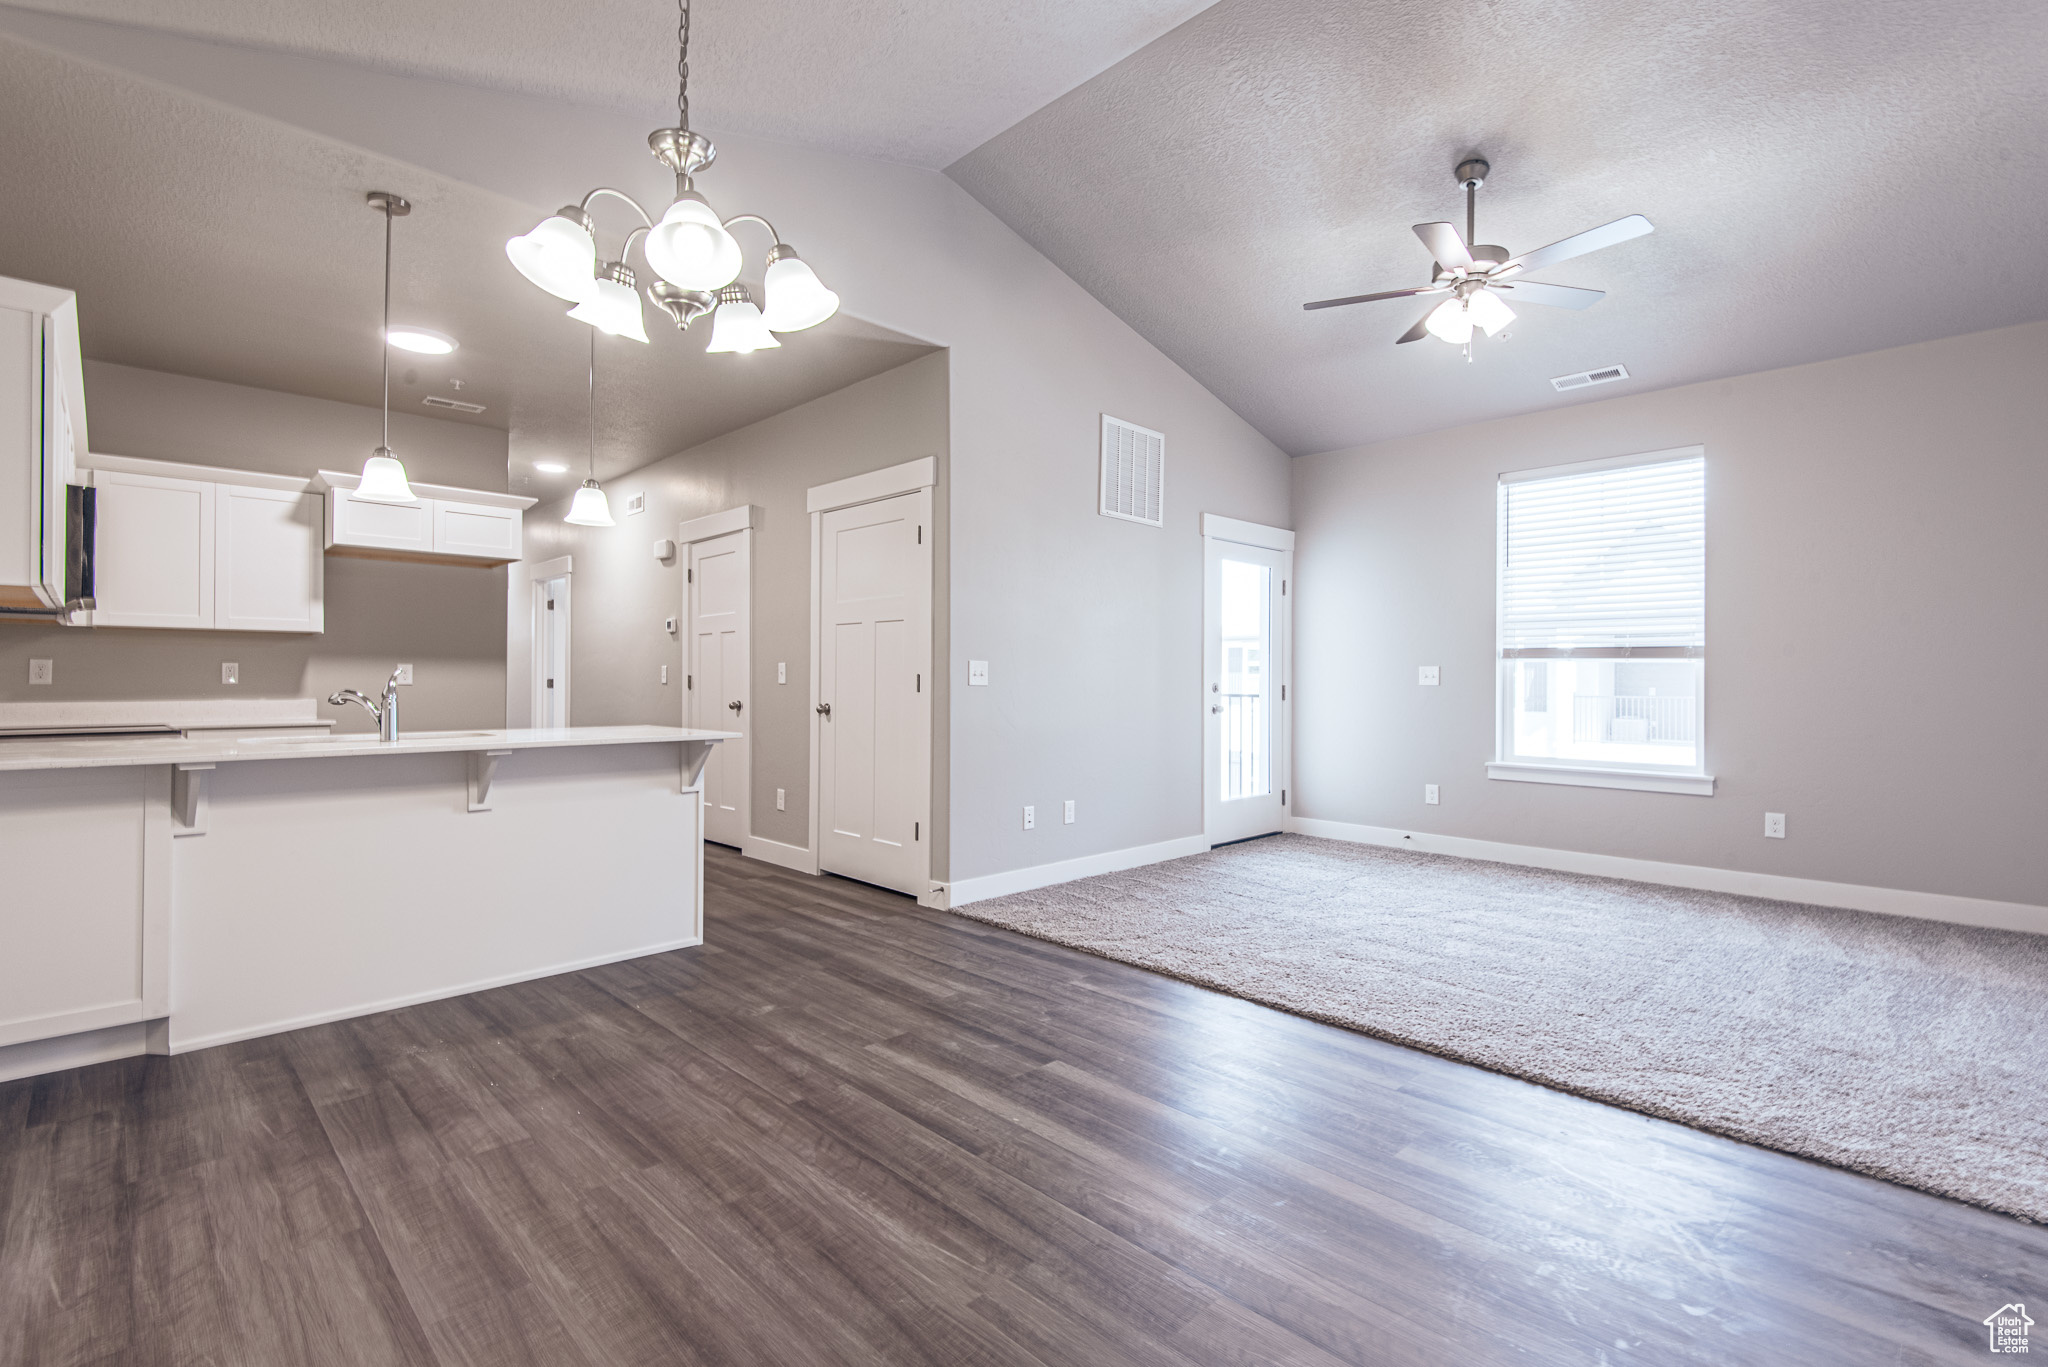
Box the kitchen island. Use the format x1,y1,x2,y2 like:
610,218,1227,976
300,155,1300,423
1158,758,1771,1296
0,725,735,1080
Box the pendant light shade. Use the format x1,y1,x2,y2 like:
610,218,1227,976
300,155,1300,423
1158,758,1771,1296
705,285,780,354
506,208,599,303
357,450,415,504
565,479,615,527
761,247,839,332
360,192,418,504
567,263,650,342
644,192,743,292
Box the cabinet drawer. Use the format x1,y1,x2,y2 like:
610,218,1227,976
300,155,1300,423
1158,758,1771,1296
434,499,521,562
328,488,432,553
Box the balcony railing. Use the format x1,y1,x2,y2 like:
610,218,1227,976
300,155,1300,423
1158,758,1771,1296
1572,693,1695,744
1222,690,1269,799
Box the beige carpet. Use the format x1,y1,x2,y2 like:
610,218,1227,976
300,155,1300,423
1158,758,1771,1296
954,834,2048,1222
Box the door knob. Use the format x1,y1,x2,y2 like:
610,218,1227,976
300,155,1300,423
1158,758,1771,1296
816,702,832,717
728,700,743,713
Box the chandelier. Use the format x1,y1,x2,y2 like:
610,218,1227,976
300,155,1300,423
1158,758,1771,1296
503,0,838,352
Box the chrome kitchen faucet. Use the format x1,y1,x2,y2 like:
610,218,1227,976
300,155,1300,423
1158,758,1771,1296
329,666,404,742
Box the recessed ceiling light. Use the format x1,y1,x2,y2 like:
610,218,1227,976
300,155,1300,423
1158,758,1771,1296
387,326,457,355
533,461,569,473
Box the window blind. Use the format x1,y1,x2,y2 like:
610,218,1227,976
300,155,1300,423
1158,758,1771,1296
1498,451,1704,657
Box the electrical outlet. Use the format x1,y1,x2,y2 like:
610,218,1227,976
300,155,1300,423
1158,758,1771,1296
394,663,414,685
969,660,989,686
1022,805,1035,830
1063,799,1075,824
777,662,786,684
28,658,52,686
660,665,669,685
221,662,239,685
1424,784,1439,805
1418,665,1440,686
776,788,785,812
1764,812,1787,839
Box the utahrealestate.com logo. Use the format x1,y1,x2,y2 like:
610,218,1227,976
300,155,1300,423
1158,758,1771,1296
1985,1303,2034,1354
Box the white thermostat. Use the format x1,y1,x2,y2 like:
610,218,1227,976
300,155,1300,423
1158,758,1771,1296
653,538,676,561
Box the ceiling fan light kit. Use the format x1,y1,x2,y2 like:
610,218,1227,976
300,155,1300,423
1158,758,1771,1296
504,0,840,353
1305,157,1652,357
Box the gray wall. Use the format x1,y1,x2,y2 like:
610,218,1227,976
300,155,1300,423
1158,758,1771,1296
0,362,512,732
1291,319,2048,907
518,353,949,858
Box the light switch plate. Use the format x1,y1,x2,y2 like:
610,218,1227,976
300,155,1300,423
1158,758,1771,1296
776,788,785,811
1424,784,1439,805
969,660,989,686
394,663,414,685
1764,812,1786,839
777,662,786,684
1418,666,1440,686
1063,799,1075,824
28,658,52,686
221,662,239,685
660,665,669,685
1022,805,1035,830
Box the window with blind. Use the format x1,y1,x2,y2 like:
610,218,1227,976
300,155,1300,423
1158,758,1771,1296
1495,447,1706,781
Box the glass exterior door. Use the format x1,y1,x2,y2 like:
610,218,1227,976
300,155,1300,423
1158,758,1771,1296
1205,537,1289,844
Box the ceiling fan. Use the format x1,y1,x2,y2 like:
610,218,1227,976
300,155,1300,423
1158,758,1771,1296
1304,158,1653,348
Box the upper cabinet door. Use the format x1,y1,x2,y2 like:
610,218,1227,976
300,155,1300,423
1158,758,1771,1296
328,487,433,554
433,498,521,563
90,470,215,629
216,485,323,633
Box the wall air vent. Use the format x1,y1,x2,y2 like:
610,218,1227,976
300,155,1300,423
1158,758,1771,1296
1550,364,1630,393
422,395,487,414
1099,415,1164,526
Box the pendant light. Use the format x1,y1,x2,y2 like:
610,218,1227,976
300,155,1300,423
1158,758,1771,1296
503,0,840,352
564,329,616,527
358,193,418,504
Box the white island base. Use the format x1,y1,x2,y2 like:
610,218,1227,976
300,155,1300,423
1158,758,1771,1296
0,727,733,1081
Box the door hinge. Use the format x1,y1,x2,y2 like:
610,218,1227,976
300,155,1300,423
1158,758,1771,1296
686,674,692,689
1281,684,1286,701
917,525,922,544
687,567,693,582
1282,788,1287,805
914,821,919,841
916,672,921,692
1282,579,1288,595
547,599,555,610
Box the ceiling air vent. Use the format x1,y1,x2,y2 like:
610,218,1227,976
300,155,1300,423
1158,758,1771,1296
1100,415,1164,527
422,395,486,414
1550,364,1630,393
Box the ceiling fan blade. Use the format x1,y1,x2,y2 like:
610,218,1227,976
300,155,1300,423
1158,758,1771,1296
1503,215,1653,276
1396,303,1439,344
1413,222,1474,272
1493,280,1605,310
1303,285,1446,312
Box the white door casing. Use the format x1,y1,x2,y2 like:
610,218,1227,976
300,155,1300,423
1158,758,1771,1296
809,459,934,896
1202,514,1293,847
688,528,751,848
527,556,572,728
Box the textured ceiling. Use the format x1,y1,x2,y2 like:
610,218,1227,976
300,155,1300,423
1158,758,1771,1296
949,0,2048,455
0,33,934,492
3,0,1220,169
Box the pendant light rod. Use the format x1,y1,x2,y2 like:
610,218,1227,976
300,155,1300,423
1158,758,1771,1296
367,192,411,449
587,327,596,479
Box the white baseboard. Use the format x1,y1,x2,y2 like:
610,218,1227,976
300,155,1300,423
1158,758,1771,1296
940,834,1211,909
0,1020,158,1085
742,835,817,874
1287,817,2048,936
168,935,704,1056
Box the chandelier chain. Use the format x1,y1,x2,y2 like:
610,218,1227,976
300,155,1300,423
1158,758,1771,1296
677,0,690,130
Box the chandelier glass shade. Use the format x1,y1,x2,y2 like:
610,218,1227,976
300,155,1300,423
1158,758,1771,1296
503,0,836,355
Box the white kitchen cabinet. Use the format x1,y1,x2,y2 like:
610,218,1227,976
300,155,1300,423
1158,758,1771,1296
328,483,435,555
0,277,87,616
317,470,534,565
216,484,323,632
90,469,217,629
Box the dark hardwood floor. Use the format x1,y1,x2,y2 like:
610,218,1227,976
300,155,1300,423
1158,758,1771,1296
3,845,2040,1365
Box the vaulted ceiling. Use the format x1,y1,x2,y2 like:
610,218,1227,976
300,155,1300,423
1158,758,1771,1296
948,0,2048,454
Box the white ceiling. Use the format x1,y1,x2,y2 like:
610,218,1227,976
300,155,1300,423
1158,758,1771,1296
0,32,935,492
949,0,2048,454
4,0,1221,169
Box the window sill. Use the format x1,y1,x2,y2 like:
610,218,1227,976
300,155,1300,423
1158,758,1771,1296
1486,763,1715,796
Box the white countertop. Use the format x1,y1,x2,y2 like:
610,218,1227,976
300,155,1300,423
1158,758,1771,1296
0,726,738,773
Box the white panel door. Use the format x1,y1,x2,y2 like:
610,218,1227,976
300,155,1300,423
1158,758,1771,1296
90,470,215,629
689,529,749,847
534,575,570,727
817,490,929,895
1204,537,1291,845
216,485,323,632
